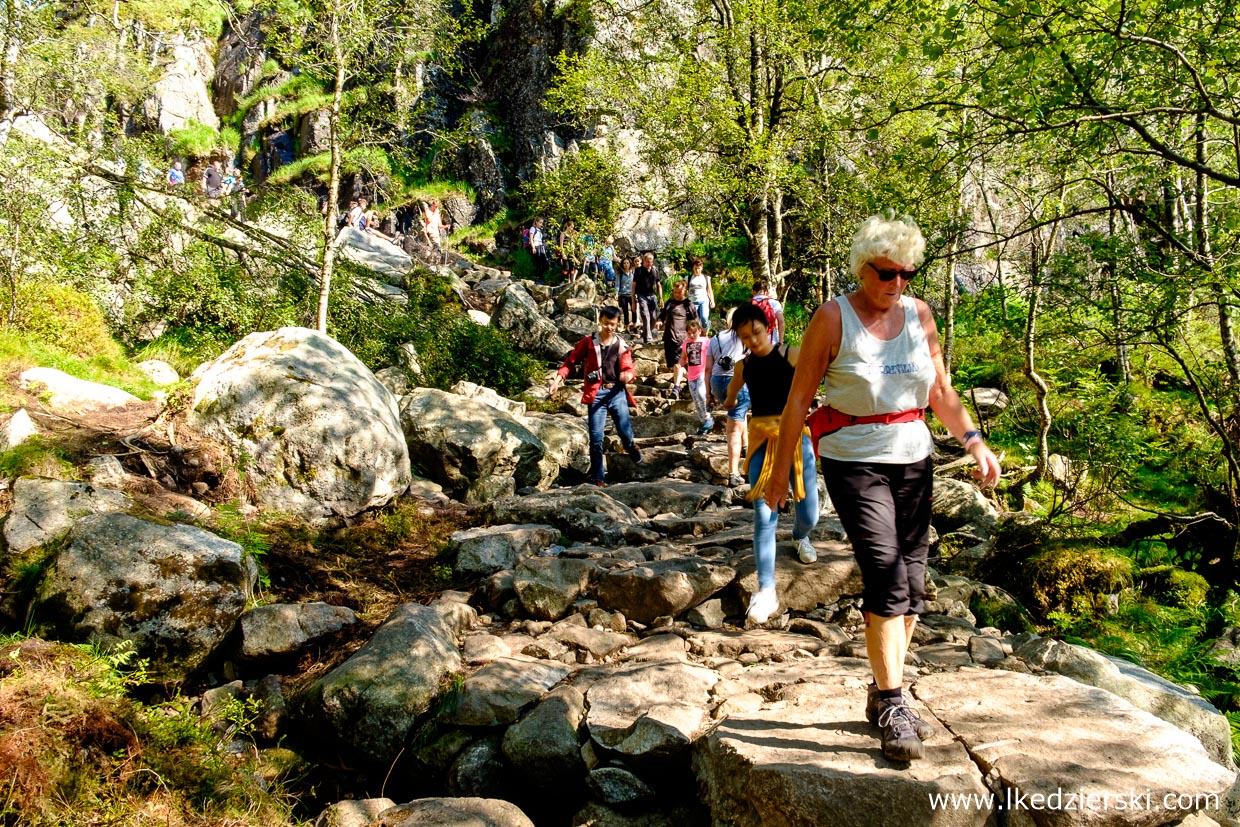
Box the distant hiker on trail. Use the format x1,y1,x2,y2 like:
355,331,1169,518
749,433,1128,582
422,199,446,262
678,319,713,436
751,278,785,345
616,256,636,329
527,216,551,278
365,210,396,242
548,305,643,486
658,279,694,393
759,211,1001,763
557,219,577,272
723,300,819,627
706,307,750,486
203,160,223,199
687,257,715,329
599,236,617,292
634,252,661,344
166,161,184,188
356,197,371,230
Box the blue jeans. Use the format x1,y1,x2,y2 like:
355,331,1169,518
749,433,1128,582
588,386,637,483
693,299,710,328
710,375,750,419
748,434,819,590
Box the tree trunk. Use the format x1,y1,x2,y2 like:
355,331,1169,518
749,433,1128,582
1025,238,1051,483
1106,177,1131,384
942,236,959,377
1,0,20,119
316,6,346,333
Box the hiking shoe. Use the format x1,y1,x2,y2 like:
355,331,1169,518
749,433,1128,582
796,536,817,564
867,684,934,742
728,473,745,487
594,481,606,487
746,588,779,625
874,698,925,761
697,419,714,436
670,385,682,398
627,445,643,463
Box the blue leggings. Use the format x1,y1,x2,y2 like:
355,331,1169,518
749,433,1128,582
748,434,819,590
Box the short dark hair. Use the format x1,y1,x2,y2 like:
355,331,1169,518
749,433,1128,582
731,301,769,332
599,305,621,321
691,257,704,267
752,278,769,293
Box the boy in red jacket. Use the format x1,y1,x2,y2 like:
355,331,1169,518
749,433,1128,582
548,306,643,485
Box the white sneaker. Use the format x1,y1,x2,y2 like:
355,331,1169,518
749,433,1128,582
746,588,780,624
796,536,817,564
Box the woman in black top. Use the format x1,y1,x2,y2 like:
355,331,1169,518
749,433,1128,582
723,302,819,626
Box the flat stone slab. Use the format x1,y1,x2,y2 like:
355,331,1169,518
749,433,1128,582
915,669,1236,826
734,540,864,612
686,629,826,660
695,666,991,827
444,656,572,727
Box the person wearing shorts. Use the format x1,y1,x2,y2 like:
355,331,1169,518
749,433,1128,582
706,308,750,486
757,211,1001,763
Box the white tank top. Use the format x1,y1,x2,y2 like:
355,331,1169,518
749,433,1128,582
818,294,936,463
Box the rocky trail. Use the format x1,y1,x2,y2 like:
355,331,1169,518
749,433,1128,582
3,257,1238,827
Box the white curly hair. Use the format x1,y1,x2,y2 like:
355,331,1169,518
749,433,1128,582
849,210,926,278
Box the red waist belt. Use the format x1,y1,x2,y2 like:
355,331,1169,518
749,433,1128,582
807,405,925,446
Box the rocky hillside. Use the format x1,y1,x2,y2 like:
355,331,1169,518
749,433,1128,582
2,245,1238,826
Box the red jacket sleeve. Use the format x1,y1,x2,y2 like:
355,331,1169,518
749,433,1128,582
558,337,591,379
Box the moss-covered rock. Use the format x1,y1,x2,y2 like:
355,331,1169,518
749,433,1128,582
1139,565,1210,608
1023,545,1134,616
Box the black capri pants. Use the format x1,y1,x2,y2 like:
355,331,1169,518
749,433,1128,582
821,455,934,616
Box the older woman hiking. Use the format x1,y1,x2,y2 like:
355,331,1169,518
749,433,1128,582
723,302,819,628
759,211,1001,763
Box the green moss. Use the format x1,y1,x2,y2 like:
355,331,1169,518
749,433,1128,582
167,120,227,158
1139,565,1210,608
1023,545,1134,615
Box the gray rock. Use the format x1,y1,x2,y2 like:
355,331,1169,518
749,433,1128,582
966,634,1006,665
686,630,825,660
4,477,131,554
19,367,140,413
451,381,528,417
145,36,218,133
136,360,180,385
314,798,397,827
684,599,725,629
443,656,571,726
488,488,648,546
630,413,703,439
620,634,689,662
734,540,864,613
695,663,990,827
514,557,597,621
238,602,358,658
585,661,719,762
595,558,736,625
913,614,979,645
401,388,556,504
502,685,587,782
188,327,411,522
931,478,999,535
587,766,655,804
252,674,286,742
571,801,709,827
518,413,591,477
601,482,725,519
557,313,599,343
1,408,38,450
337,227,413,284
377,797,534,827
547,623,637,658
1014,636,1234,768
965,387,1008,410
451,524,561,578
492,283,574,361
463,633,513,664
446,738,513,800
375,366,412,397
304,602,474,762
916,669,1236,827
34,513,255,681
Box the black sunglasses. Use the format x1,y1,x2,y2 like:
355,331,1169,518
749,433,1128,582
869,264,917,282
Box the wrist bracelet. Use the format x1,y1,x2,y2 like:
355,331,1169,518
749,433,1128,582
962,429,982,446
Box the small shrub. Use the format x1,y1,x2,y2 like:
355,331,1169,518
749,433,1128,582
1023,545,1134,616
415,311,541,397
1139,565,1210,609
167,119,223,158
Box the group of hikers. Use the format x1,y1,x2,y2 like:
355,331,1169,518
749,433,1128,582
551,212,1000,765
330,197,451,262
165,158,248,218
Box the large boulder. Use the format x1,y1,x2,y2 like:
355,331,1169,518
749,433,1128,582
916,669,1235,827
33,513,256,681
4,477,131,554
1014,636,1234,768
518,413,591,478
304,601,475,762
594,558,736,625
694,659,990,827
238,602,358,659
733,540,865,613
601,482,725,519
400,388,557,504
491,283,573,361
188,327,411,523
513,557,597,621
338,227,414,285
442,656,571,726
